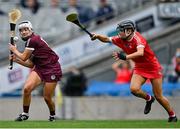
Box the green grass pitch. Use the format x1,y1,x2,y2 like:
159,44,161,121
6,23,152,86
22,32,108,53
0,120,179,128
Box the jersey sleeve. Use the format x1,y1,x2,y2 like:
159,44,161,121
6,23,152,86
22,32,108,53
25,37,37,51
134,33,146,48
110,36,122,46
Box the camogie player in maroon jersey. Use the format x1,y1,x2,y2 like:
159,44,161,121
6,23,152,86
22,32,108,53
91,20,177,122
9,20,62,121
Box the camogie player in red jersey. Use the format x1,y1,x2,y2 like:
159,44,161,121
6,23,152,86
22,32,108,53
9,21,62,121
91,20,177,122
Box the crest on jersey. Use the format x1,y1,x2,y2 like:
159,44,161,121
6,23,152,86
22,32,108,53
51,75,56,80
124,43,132,48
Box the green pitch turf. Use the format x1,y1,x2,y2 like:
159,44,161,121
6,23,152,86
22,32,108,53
0,120,179,128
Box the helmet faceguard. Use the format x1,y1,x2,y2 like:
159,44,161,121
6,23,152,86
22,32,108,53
18,21,33,41
116,20,135,40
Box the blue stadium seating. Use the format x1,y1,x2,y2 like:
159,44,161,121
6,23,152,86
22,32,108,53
85,81,180,96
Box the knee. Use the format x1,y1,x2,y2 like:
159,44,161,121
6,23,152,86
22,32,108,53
23,85,33,95
130,86,141,95
43,94,52,103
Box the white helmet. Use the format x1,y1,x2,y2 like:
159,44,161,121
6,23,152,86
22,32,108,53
18,20,33,31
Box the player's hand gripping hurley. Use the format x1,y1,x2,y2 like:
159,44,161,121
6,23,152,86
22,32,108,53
8,9,22,70
66,13,93,37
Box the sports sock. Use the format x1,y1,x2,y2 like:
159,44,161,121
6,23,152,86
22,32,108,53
145,94,151,101
23,105,29,113
50,111,55,116
168,110,175,117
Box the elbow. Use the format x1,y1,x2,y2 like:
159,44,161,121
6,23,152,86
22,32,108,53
21,57,28,61
106,37,111,43
138,51,144,56
29,65,34,69
139,53,144,57
21,58,27,61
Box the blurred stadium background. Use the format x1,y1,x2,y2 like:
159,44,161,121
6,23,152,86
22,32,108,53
0,0,180,120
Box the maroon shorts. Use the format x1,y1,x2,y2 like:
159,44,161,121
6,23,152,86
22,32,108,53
33,62,62,82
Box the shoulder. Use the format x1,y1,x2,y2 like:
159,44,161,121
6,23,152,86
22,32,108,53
30,34,40,42
26,34,40,47
134,32,145,41
111,35,121,42
133,32,146,45
32,34,40,38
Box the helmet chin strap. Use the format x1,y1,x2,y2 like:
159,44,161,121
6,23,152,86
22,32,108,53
20,32,33,41
21,37,29,41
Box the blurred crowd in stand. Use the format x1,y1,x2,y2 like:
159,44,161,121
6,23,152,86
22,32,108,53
159,0,180,2
0,0,154,37
0,0,116,28
62,66,87,96
168,48,180,83
112,61,132,84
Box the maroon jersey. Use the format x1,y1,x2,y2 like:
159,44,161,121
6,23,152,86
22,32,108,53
25,33,62,82
25,33,59,66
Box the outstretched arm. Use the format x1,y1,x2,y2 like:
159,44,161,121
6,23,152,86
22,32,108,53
91,33,111,43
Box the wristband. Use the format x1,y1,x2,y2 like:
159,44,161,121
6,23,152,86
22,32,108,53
118,52,126,60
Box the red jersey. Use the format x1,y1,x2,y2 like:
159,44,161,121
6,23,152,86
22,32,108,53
111,32,162,79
